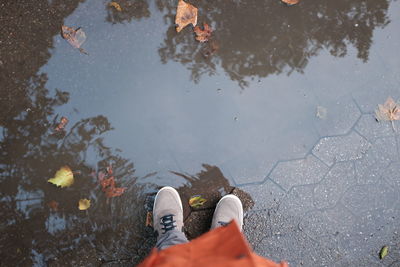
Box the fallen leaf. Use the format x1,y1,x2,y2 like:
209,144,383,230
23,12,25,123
316,106,327,119
194,23,212,43
55,116,69,132
97,165,127,198
109,2,122,11
78,198,91,210
48,200,59,211
375,97,400,131
61,26,88,54
175,0,198,32
281,0,300,5
145,211,153,227
105,186,126,198
379,245,389,259
189,195,207,208
48,166,74,188
375,97,400,122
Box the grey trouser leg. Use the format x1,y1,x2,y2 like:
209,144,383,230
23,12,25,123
156,230,188,250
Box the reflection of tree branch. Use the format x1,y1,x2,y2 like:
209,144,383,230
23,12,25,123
156,0,390,87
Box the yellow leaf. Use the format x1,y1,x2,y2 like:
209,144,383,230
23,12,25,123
48,166,74,188
78,199,91,210
109,2,122,12
189,195,207,208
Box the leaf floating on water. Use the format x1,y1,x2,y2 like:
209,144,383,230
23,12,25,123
48,200,59,211
281,0,300,5
55,116,69,132
61,26,88,55
98,165,127,198
145,211,153,227
175,0,198,33
78,198,91,210
316,106,327,119
109,1,122,11
48,166,74,188
375,97,400,122
189,195,207,208
379,245,389,259
194,23,212,43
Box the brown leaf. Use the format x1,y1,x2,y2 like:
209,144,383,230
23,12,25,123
55,116,69,132
175,0,198,33
194,23,212,43
105,186,127,198
48,200,59,211
145,211,153,227
109,2,122,11
61,26,88,54
375,97,400,122
97,165,126,198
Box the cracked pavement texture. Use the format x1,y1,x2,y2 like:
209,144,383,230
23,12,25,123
241,98,400,266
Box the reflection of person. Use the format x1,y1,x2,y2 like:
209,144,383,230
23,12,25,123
139,186,288,267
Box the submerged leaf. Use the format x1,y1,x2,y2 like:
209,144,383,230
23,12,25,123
48,200,59,211
281,0,300,5
379,245,389,259
97,165,127,198
109,1,122,11
175,0,198,32
55,116,69,132
194,23,212,43
61,26,88,54
375,97,400,122
48,166,74,188
145,211,153,227
78,198,91,210
189,195,207,208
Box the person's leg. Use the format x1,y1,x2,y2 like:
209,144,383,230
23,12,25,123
153,186,188,250
211,194,243,230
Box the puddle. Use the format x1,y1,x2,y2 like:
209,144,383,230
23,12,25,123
1,0,399,265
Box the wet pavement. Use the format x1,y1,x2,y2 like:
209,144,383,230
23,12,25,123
1,0,400,266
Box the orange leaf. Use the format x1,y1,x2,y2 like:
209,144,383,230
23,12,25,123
105,187,127,198
194,23,212,43
175,0,198,32
145,211,153,227
55,116,69,132
100,176,115,191
48,200,59,211
281,0,300,5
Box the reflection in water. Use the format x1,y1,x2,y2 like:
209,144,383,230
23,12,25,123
106,0,150,24
0,73,156,265
157,0,390,87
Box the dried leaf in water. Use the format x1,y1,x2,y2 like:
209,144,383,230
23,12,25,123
78,198,91,210
145,211,153,227
379,245,389,259
281,0,300,5
48,166,74,188
61,26,88,54
175,0,198,32
55,116,69,131
316,106,327,119
189,195,207,208
109,1,122,11
194,23,212,43
97,165,127,198
105,186,127,198
375,97,400,122
48,200,59,211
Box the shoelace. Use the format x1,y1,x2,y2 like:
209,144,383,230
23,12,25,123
160,214,176,234
218,221,229,226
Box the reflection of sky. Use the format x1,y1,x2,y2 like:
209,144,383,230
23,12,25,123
40,0,400,184
16,185,44,219
45,213,67,235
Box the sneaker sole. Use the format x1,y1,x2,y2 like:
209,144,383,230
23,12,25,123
153,186,183,212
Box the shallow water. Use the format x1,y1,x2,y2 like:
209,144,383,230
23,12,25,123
1,0,399,265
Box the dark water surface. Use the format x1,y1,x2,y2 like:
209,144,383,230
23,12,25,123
1,0,399,265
